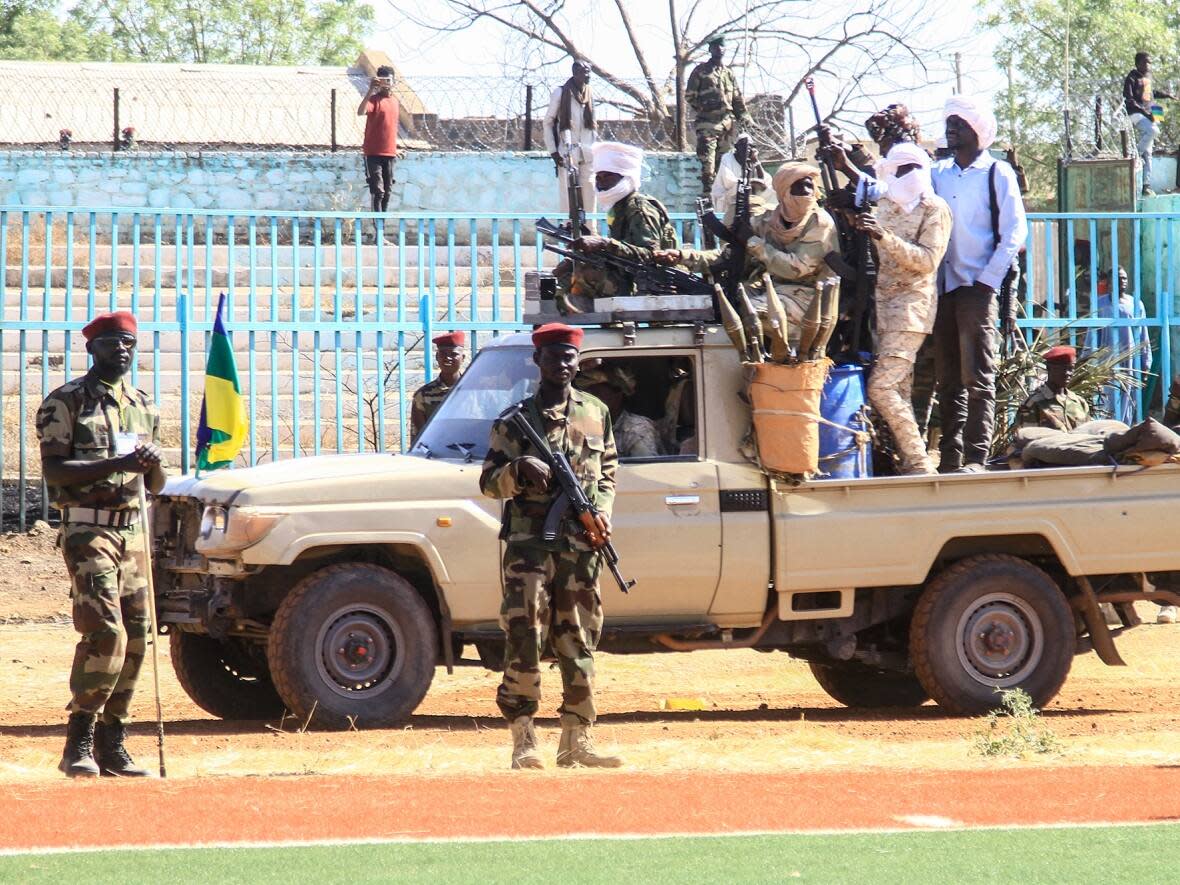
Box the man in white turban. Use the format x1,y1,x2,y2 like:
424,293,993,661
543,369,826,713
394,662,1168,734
554,141,679,308
930,95,1027,473
851,143,952,474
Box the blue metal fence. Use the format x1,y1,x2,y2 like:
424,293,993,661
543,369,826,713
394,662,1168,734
2,205,1179,530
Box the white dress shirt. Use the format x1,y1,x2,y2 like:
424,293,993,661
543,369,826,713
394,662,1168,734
931,152,1028,295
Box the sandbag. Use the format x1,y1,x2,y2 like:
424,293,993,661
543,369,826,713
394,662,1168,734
748,359,831,475
1104,418,1180,464
1021,431,1109,468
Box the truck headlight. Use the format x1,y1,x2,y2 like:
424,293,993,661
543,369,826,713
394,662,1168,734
196,505,281,556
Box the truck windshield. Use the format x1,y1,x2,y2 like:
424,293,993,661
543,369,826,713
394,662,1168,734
408,346,537,460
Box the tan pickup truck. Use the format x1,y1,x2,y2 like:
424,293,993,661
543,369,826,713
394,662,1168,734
150,324,1180,729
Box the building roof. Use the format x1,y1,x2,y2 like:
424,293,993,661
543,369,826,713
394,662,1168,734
0,51,427,149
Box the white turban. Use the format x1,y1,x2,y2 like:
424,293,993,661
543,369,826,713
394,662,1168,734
943,94,998,150
879,142,933,214
592,141,644,211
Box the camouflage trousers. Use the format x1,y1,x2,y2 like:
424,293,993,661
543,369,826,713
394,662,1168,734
61,522,150,725
496,543,604,725
869,331,933,474
695,121,737,194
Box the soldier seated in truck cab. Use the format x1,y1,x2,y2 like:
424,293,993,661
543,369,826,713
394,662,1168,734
576,362,662,458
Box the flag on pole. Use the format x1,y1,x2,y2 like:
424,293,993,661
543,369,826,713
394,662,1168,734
195,293,248,473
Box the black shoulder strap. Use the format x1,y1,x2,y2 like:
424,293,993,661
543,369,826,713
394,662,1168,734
989,161,1000,250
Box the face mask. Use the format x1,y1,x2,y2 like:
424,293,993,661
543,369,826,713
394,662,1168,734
597,178,635,211
884,167,931,213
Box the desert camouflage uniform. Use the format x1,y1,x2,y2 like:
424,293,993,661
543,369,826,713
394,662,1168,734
36,371,163,725
868,194,953,473
686,60,748,193
479,390,617,725
562,191,678,299
1016,384,1091,431
615,410,662,458
680,207,840,349
409,375,457,442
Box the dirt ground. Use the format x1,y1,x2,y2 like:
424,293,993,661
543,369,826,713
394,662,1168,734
4,528,1180,785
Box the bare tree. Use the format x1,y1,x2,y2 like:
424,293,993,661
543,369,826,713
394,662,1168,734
390,0,965,156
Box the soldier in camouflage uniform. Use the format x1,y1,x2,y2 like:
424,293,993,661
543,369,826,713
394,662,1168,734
480,323,623,770
576,361,662,458
1015,346,1091,431
851,144,952,475
686,36,749,195
36,311,166,778
409,331,466,443
557,141,679,305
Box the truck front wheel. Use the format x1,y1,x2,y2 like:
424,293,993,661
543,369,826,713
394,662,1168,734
910,554,1074,715
267,563,438,730
809,662,930,708
170,631,286,720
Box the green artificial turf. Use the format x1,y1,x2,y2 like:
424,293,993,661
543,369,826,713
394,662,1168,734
2,824,1177,884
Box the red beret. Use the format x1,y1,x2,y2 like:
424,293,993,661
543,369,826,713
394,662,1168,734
82,311,137,341
1044,345,1077,364
432,331,466,348
531,323,584,349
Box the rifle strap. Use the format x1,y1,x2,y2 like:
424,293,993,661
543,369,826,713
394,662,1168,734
988,161,1000,250
525,395,571,459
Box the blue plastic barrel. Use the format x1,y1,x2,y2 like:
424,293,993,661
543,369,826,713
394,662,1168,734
816,363,872,479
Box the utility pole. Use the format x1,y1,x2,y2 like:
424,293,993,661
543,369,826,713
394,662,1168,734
954,52,962,94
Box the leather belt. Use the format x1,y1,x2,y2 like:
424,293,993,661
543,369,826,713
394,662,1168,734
63,507,141,528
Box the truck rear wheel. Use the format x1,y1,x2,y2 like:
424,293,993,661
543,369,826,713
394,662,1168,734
267,563,438,730
809,662,929,708
170,632,285,720
910,554,1074,715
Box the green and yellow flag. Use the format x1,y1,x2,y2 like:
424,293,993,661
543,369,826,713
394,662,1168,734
195,293,248,472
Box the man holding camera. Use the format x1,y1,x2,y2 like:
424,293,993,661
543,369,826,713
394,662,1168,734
357,65,400,242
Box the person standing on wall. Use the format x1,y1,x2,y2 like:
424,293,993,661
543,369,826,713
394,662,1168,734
1124,52,1175,197
358,65,400,244
543,60,597,219
686,35,750,197
931,95,1028,473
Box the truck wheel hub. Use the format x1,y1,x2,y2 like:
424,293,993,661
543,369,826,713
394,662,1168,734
315,605,404,697
955,593,1044,688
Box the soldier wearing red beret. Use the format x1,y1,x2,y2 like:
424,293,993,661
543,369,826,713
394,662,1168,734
35,310,166,778
479,323,622,770
409,331,467,443
1016,345,1091,432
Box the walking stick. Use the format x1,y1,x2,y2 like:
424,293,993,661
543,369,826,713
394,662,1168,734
138,484,167,778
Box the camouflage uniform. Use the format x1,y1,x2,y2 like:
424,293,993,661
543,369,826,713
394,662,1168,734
614,410,662,458
36,371,163,725
409,375,457,442
1016,383,1091,431
686,60,748,193
479,390,617,726
1165,378,1180,427
562,191,678,299
868,194,953,473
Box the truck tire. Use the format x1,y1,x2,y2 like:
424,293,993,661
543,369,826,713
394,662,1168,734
910,554,1074,715
267,563,438,730
809,662,930,708
170,632,285,720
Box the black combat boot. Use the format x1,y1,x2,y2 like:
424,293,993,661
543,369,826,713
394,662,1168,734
59,712,100,778
94,719,153,777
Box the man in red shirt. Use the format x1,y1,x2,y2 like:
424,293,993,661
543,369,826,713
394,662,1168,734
357,65,399,241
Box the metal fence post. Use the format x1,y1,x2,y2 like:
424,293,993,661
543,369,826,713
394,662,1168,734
331,88,338,152
113,87,120,152
524,85,533,151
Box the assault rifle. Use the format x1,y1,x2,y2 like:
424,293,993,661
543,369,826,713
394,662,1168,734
536,218,714,298
504,404,635,594
805,77,877,360
562,132,591,236
695,134,752,312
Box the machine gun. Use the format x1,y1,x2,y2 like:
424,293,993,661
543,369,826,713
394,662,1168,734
536,218,714,298
562,132,591,236
504,404,635,595
805,77,877,361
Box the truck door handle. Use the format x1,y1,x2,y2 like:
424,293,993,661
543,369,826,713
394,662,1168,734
665,495,700,506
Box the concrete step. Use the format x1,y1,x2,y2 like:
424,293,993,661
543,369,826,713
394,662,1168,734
3,266,542,289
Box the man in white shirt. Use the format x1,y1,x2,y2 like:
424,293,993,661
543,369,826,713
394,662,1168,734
543,60,597,218
931,95,1028,473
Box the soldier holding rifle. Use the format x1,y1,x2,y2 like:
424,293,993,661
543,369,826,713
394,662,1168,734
480,323,624,771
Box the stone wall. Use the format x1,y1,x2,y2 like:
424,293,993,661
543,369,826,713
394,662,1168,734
0,149,701,217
